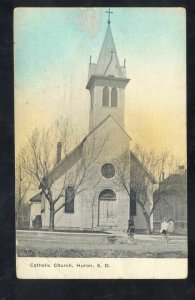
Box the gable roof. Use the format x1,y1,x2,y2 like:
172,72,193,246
29,192,42,203
87,114,132,141
45,115,132,183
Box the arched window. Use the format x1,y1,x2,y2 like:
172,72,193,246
102,86,109,107
99,189,116,201
65,186,75,213
130,189,137,216
111,87,118,107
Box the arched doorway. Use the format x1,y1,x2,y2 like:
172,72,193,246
98,189,117,226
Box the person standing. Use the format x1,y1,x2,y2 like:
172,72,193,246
160,218,169,243
127,217,135,241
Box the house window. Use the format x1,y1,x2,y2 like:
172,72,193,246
65,186,75,213
111,87,118,107
102,86,109,107
101,163,115,178
130,189,137,216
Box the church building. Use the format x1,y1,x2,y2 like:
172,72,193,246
30,10,156,232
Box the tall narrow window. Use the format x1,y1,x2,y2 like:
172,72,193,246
130,189,137,216
102,86,109,107
90,90,94,112
65,186,75,213
111,87,118,107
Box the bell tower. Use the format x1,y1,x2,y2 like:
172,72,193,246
86,9,130,132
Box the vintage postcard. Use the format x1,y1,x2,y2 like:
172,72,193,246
15,7,187,279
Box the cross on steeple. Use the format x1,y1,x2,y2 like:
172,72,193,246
105,8,113,25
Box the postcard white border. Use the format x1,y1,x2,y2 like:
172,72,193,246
17,257,187,279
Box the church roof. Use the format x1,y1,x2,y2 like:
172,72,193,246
95,24,125,78
42,117,157,186
45,115,132,184
88,114,132,141
130,151,157,184
87,23,128,85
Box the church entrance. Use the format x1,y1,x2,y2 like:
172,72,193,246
98,189,117,227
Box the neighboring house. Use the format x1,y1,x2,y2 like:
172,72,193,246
153,167,187,234
17,202,30,229
29,192,42,229
130,151,157,232
39,17,156,232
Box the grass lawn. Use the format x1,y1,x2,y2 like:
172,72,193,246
17,238,187,258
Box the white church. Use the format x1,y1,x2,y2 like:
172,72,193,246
30,10,156,232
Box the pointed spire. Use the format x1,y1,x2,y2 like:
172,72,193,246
95,24,125,78
87,9,128,83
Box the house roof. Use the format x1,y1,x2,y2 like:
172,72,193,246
160,172,187,184
29,192,42,203
153,171,187,196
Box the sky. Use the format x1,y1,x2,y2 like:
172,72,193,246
14,7,186,164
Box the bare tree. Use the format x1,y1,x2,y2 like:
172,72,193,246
22,119,106,231
15,149,31,228
114,145,176,234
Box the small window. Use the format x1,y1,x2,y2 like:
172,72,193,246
102,86,109,107
101,163,115,178
111,88,118,107
130,189,137,216
65,186,75,213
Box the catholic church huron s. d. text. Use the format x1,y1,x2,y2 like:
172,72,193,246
30,9,157,232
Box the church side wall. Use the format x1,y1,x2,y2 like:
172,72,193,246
42,161,85,230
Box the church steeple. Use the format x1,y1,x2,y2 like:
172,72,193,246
95,24,125,78
86,9,130,132
87,19,127,80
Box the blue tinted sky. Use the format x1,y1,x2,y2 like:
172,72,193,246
14,8,186,162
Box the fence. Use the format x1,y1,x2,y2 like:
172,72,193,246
153,220,187,234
